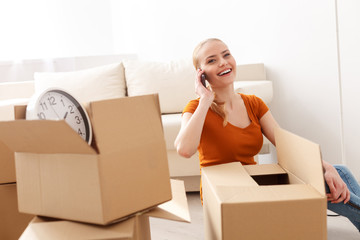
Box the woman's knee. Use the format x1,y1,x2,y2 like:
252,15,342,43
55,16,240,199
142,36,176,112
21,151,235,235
333,164,350,174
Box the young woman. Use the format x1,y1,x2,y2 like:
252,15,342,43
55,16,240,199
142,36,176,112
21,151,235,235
174,38,360,231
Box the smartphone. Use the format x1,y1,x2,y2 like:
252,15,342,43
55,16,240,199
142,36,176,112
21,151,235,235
201,74,206,87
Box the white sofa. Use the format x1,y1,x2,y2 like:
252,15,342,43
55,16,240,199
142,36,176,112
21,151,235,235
0,56,273,191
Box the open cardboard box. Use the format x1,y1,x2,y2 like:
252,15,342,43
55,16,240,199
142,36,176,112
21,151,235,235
0,94,172,225
202,127,327,240
19,179,190,240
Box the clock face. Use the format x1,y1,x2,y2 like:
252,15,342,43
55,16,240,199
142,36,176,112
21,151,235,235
29,89,92,144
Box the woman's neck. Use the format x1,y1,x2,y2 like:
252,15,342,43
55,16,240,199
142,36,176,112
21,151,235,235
212,85,238,109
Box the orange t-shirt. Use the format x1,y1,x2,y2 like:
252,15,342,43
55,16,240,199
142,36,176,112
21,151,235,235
183,93,269,168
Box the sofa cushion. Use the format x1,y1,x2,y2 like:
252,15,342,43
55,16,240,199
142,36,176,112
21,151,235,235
161,113,182,150
235,63,267,81
123,59,197,114
34,63,126,103
233,80,273,104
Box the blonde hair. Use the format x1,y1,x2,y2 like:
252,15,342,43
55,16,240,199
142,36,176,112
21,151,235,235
193,38,228,127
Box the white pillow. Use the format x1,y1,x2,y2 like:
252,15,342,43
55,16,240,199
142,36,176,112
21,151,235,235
34,63,126,104
123,59,197,113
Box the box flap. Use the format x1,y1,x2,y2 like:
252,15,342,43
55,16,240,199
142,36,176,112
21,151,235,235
146,179,191,223
0,183,35,239
244,164,289,186
19,216,134,240
244,164,286,176
217,184,323,203
202,162,258,187
275,127,325,196
89,94,163,154
0,141,16,184
0,120,95,154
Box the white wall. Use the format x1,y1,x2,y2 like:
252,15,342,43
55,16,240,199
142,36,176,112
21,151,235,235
337,0,360,179
0,0,114,60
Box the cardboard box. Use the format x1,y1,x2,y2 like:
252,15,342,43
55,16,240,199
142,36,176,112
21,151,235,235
0,183,34,240
0,94,172,225
202,127,327,240
19,179,190,240
0,141,16,184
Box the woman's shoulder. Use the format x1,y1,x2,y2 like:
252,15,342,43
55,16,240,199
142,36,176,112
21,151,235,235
183,98,200,114
239,93,269,117
239,93,265,104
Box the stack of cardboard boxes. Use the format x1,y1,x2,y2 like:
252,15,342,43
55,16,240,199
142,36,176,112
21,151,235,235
0,94,190,239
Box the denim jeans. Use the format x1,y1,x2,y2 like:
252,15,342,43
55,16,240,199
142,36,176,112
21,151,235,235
325,165,360,231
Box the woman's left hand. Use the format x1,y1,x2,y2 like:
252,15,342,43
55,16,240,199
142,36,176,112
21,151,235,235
324,162,351,204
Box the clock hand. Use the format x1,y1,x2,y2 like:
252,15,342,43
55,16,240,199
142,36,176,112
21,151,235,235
47,100,61,120
63,112,68,119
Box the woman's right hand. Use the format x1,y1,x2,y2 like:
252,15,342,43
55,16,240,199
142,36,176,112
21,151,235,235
196,69,214,104
174,70,215,157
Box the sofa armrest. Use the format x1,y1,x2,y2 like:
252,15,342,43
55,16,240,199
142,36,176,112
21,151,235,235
0,81,34,120
0,99,30,121
0,81,35,100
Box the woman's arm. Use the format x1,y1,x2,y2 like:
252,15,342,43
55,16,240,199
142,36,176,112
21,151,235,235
323,161,351,204
174,70,214,158
174,97,212,158
259,110,279,146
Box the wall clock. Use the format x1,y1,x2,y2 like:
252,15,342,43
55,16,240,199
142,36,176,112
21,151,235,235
26,88,92,144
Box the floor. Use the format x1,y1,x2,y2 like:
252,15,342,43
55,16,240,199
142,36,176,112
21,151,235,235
150,192,360,240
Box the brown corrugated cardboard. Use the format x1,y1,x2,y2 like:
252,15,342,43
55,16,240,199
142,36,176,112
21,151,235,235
19,179,190,240
0,94,172,225
0,141,16,184
20,216,135,240
202,127,327,240
0,183,34,240
0,105,27,184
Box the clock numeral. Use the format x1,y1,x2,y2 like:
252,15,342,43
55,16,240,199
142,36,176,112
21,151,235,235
68,105,75,114
48,96,56,105
40,102,48,111
60,99,65,107
38,112,46,119
75,116,81,124
78,128,83,136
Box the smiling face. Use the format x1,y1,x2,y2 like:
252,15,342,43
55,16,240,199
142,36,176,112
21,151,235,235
196,39,237,88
